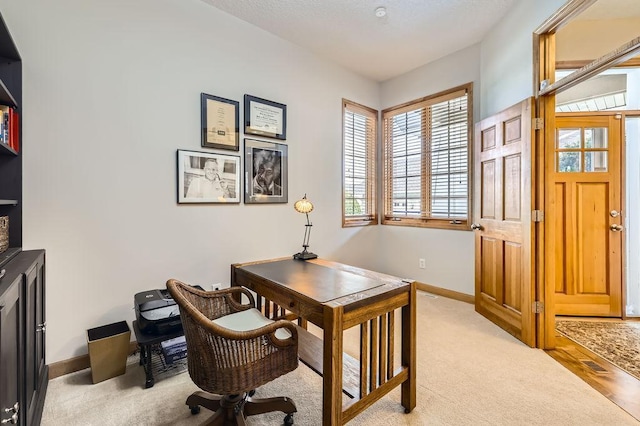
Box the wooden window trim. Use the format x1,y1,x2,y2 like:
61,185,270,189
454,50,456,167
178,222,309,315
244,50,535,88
342,99,378,227
381,83,472,231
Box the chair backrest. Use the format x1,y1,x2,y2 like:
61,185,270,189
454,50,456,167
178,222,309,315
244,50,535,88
166,279,298,394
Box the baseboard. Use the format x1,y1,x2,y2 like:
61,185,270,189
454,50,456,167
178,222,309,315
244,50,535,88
416,282,474,304
48,341,139,380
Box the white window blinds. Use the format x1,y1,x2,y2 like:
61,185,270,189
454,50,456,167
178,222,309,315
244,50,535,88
343,100,377,226
382,84,471,228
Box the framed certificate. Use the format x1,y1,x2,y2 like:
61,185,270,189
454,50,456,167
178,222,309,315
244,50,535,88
244,94,287,140
201,93,240,151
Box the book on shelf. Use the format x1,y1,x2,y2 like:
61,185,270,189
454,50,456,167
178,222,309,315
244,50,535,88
0,104,19,152
9,107,18,152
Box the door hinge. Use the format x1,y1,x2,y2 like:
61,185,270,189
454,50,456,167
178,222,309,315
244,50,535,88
532,210,544,222
533,117,544,130
532,301,544,313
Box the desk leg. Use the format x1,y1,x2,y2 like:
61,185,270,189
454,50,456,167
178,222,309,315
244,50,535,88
401,282,417,413
322,305,343,426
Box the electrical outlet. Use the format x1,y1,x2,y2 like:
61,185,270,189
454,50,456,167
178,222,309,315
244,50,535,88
419,258,426,269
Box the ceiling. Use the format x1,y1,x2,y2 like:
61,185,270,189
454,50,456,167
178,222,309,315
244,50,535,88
202,0,517,82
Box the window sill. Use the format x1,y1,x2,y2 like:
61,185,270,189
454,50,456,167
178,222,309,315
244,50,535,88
382,218,469,231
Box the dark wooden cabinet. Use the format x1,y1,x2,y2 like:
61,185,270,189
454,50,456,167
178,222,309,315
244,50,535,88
0,272,21,425
0,250,47,425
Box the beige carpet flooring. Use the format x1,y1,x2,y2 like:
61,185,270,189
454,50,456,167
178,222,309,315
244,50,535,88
41,292,640,425
556,319,640,381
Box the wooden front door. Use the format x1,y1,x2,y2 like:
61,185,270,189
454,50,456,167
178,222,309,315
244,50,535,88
547,114,623,317
473,98,536,347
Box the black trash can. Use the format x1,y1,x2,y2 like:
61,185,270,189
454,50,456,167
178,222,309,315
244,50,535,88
87,321,131,384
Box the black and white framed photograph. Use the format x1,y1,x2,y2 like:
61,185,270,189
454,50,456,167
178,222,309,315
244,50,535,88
201,93,240,151
244,138,288,204
244,94,287,140
177,149,241,204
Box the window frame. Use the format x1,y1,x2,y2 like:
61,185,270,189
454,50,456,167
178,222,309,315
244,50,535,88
342,99,378,227
381,83,473,230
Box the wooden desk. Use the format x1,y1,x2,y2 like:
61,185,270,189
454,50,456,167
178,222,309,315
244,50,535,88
231,258,416,425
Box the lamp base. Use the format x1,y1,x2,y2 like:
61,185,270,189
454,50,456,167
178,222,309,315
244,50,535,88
293,251,318,261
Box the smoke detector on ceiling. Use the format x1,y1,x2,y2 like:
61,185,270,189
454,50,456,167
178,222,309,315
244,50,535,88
375,7,387,18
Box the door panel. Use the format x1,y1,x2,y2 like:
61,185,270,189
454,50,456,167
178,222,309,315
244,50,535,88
474,98,536,347
548,114,622,317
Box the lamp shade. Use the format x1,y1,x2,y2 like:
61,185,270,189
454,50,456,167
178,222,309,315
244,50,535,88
294,195,313,214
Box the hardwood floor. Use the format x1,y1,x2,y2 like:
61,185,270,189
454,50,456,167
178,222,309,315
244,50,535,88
546,333,640,421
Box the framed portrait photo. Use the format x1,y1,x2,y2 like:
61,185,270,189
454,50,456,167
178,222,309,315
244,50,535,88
244,138,288,204
201,93,239,151
177,149,241,204
244,94,287,140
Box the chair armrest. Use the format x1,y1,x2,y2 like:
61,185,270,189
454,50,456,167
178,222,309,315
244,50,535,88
167,279,256,319
208,314,298,347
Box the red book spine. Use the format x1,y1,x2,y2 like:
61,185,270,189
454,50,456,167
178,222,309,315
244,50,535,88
9,108,18,152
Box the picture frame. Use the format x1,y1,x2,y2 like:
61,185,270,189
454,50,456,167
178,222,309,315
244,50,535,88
244,138,288,204
201,93,239,151
244,94,287,140
177,149,241,204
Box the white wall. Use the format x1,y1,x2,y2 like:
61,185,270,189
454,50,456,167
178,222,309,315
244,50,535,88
3,0,380,363
480,0,567,119
378,45,481,294
2,0,575,364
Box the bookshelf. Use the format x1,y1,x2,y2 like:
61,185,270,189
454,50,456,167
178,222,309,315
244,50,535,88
0,11,21,249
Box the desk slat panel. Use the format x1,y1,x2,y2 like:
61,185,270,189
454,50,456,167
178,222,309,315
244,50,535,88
359,322,368,398
380,314,388,385
388,313,395,379
370,318,378,392
343,368,409,423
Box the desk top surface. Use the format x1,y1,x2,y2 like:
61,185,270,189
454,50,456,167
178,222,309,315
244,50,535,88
238,259,386,303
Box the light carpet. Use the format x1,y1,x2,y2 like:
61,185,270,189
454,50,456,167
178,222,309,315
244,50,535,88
42,293,639,425
556,319,640,381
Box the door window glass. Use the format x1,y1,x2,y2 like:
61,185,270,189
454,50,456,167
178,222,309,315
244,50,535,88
556,126,608,172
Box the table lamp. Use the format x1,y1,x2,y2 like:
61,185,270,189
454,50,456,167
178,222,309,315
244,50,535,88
293,194,318,260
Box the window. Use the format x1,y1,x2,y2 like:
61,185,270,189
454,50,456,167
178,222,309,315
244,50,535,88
382,84,472,229
343,99,377,227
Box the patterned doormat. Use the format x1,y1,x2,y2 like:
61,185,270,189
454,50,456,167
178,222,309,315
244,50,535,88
556,319,640,380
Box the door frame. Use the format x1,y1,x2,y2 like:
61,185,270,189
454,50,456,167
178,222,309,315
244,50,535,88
533,0,640,348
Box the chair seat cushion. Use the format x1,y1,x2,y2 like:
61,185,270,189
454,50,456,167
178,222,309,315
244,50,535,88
212,308,292,340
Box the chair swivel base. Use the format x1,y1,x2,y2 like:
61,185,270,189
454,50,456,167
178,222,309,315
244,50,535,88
186,390,296,425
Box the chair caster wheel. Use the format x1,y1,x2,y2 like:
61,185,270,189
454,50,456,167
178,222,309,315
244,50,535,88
284,413,294,425
190,405,200,415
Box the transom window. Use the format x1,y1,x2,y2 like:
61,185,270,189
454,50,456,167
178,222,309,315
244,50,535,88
381,84,472,229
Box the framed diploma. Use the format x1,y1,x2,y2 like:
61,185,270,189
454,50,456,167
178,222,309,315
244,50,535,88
244,94,287,140
201,93,240,151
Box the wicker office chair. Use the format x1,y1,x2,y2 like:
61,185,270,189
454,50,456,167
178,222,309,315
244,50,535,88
166,279,299,426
